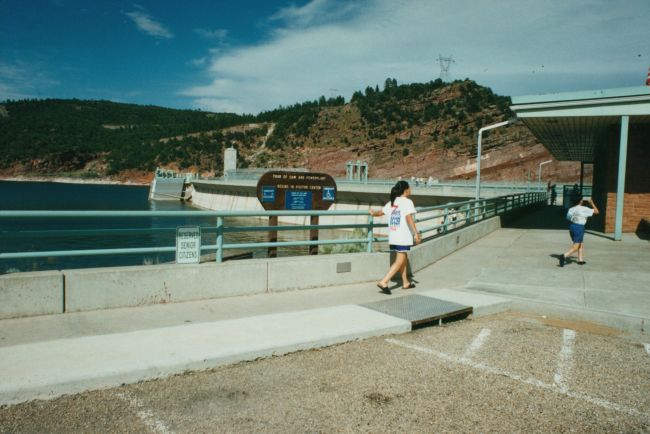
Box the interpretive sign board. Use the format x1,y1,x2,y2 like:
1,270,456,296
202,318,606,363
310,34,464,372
256,171,337,211
176,226,201,264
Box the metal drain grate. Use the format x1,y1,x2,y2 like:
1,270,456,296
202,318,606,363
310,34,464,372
361,294,472,326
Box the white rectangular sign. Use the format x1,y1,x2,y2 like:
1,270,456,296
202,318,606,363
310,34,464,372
176,226,201,264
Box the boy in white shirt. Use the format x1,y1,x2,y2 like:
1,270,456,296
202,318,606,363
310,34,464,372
560,197,599,267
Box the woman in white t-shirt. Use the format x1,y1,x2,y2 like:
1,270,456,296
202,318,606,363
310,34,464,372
369,180,421,294
559,196,599,267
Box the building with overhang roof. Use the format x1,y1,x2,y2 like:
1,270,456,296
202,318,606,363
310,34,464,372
510,86,650,240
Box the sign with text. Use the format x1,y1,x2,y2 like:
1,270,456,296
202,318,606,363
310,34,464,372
176,226,201,264
285,190,312,210
256,171,337,211
261,186,276,203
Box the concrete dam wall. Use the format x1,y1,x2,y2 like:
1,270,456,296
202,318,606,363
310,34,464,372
189,180,468,227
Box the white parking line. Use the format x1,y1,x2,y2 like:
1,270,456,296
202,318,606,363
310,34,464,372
464,328,491,359
116,391,173,434
554,329,576,392
385,338,647,420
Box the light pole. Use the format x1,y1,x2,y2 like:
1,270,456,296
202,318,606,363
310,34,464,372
537,160,552,190
475,119,516,200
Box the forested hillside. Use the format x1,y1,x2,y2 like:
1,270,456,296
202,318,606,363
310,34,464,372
0,94,347,179
0,79,582,183
0,99,253,176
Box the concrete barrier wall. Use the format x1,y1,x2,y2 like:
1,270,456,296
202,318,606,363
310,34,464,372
64,261,268,313
268,253,388,292
0,271,64,319
1,216,505,317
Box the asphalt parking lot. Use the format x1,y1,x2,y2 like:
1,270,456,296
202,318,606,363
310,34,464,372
1,312,649,433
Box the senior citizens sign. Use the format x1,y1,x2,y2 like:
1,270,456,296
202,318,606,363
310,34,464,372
176,226,201,264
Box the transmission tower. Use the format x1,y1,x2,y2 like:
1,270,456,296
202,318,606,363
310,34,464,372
437,55,455,81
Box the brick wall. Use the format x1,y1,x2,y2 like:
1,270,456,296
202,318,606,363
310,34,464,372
599,123,650,233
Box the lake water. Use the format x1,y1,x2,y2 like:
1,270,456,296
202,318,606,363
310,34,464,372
0,180,343,274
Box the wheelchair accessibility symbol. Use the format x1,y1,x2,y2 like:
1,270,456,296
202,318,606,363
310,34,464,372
322,187,336,201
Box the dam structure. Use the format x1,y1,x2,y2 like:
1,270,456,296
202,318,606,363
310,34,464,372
148,168,195,201
189,174,543,228
153,147,543,223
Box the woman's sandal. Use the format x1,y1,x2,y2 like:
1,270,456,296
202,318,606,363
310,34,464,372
402,283,416,289
377,283,391,294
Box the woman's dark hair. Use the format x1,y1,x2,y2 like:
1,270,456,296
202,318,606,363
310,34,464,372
390,180,410,205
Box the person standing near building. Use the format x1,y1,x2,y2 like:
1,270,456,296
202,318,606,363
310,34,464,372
370,180,421,294
559,197,599,267
550,184,558,205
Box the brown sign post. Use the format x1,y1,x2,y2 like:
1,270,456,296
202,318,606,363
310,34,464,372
256,171,337,257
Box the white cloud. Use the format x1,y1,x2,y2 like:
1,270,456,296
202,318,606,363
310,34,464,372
269,0,360,28
181,0,650,114
125,10,173,39
195,28,228,41
0,82,33,101
0,61,60,101
189,56,207,67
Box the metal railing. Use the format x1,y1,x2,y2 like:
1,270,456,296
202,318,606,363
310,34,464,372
212,172,548,194
0,192,546,269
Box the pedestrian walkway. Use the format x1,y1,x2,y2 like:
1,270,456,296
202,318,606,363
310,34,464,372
417,205,650,331
0,205,647,406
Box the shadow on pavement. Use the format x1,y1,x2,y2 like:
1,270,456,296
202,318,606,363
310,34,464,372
505,205,645,242
502,205,569,230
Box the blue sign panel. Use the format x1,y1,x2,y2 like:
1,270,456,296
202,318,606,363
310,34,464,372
261,186,276,203
322,187,336,201
285,190,312,210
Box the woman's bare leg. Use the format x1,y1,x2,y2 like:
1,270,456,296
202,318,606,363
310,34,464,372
400,258,410,287
379,252,406,287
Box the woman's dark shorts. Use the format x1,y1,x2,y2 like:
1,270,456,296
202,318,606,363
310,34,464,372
569,223,585,243
389,244,411,252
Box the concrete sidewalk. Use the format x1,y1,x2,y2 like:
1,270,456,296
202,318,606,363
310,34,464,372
1,205,647,407
0,287,508,406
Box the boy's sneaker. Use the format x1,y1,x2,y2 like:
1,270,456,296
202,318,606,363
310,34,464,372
559,255,565,267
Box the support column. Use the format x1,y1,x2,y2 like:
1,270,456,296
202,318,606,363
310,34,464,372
614,116,629,241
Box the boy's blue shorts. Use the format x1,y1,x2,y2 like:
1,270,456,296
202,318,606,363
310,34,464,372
569,223,585,243
389,244,411,252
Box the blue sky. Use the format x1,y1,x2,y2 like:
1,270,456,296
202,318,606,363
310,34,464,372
1,0,648,114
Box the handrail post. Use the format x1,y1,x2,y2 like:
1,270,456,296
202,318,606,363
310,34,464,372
216,216,224,263
443,207,449,233
309,215,319,255
366,214,374,253
268,216,278,258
